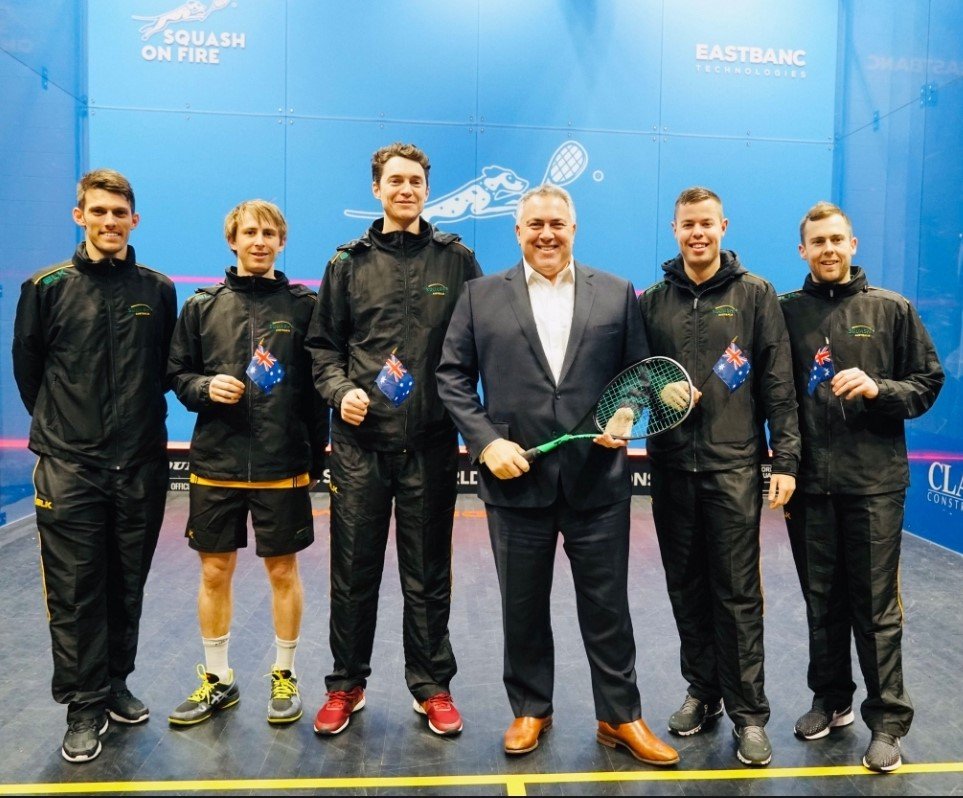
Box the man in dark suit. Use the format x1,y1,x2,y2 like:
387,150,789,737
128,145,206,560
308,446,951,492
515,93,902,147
436,185,678,766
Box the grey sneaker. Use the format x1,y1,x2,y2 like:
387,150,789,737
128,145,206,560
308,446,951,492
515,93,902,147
107,685,150,724
862,732,901,772
733,725,773,767
168,665,240,726
794,704,854,740
61,715,108,763
267,668,302,725
668,694,724,736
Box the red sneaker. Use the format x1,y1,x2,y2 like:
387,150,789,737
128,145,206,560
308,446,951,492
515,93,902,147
413,692,463,735
313,687,365,735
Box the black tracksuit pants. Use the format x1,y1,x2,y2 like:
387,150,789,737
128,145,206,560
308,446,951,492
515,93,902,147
785,490,913,736
325,440,458,701
33,455,167,721
651,464,769,728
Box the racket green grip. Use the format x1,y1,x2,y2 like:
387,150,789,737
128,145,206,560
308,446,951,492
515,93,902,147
520,433,598,463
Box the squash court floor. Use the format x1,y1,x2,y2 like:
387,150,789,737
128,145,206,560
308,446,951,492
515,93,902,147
0,492,960,796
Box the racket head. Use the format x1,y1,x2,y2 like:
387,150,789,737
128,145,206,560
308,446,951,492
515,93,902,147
593,356,694,440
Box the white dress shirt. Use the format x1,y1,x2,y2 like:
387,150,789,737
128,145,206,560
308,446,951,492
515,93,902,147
524,259,575,385
478,260,576,466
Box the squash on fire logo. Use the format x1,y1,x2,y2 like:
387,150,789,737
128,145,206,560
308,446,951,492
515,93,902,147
133,0,245,64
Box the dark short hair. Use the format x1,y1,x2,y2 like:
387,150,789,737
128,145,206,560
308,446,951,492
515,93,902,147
799,201,853,243
77,168,136,212
371,143,430,184
674,186,723,218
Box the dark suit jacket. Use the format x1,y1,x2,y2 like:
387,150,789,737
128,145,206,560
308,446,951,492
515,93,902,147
436,260,648,510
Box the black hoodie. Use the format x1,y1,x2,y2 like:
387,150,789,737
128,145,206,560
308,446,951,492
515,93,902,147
638,250,800,475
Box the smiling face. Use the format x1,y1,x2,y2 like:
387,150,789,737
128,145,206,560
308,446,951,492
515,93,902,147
229,209,285,278
799,213,857,284
373,155,429,233
72,188,139,260
515,192,576,281
672,198,728,282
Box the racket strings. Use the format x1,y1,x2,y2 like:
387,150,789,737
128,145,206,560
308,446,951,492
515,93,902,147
594,360,692,439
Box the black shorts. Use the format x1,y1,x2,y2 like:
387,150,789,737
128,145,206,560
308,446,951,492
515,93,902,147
186,484,314,557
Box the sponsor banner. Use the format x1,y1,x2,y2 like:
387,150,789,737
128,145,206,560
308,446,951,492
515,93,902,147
168,451,774,497
906,456,963,553
660,0,837,140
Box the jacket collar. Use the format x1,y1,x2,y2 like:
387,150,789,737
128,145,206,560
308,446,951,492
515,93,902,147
660,249,746,294
223,266,289,293
802,265,867,299
72,241,136,273
366,217,433,256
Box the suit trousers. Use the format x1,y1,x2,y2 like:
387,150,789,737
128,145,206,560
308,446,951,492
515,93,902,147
785,490,913,736
325,440,458,701
651,464,770,728
486,494,643,724
33,454,167,721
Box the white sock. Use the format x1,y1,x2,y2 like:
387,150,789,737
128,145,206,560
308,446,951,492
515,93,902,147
202,633,231,684
275,636,299,675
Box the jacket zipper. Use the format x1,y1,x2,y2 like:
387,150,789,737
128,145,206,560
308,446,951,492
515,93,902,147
105,262,122,469
248,290,256,482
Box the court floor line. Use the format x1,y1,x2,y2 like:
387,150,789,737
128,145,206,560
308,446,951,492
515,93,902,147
2,761,961,796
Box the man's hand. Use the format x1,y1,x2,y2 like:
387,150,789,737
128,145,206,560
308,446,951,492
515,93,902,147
593,431,628,450
831,367,879,401
768,473,796,509
341,388,370,426
481,438,531,480
209,374,245,404
660,380,700,411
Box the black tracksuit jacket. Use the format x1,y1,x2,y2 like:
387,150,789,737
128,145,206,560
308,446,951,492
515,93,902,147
167,267,328,481
779,267,944,494
307,218,482,452
12,243,176,467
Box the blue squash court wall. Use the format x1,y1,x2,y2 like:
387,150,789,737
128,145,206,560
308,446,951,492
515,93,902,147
1,1,960,551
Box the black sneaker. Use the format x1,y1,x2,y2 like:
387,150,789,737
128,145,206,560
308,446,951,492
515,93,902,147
267,668,302,725
794,704,854,740
733,725,773,767
168,664,240,726
862,732,901,772
61,715,108,763
668,694,724,736
107,685,150,724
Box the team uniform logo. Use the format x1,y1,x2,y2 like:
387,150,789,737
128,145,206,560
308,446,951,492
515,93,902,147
848,325,875,338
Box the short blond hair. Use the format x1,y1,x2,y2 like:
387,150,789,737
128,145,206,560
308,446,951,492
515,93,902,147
799,201,853,243
224,199,287,244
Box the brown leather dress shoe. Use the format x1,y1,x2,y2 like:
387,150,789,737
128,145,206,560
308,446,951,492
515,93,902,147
597,718,680,766
504,716,553,755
